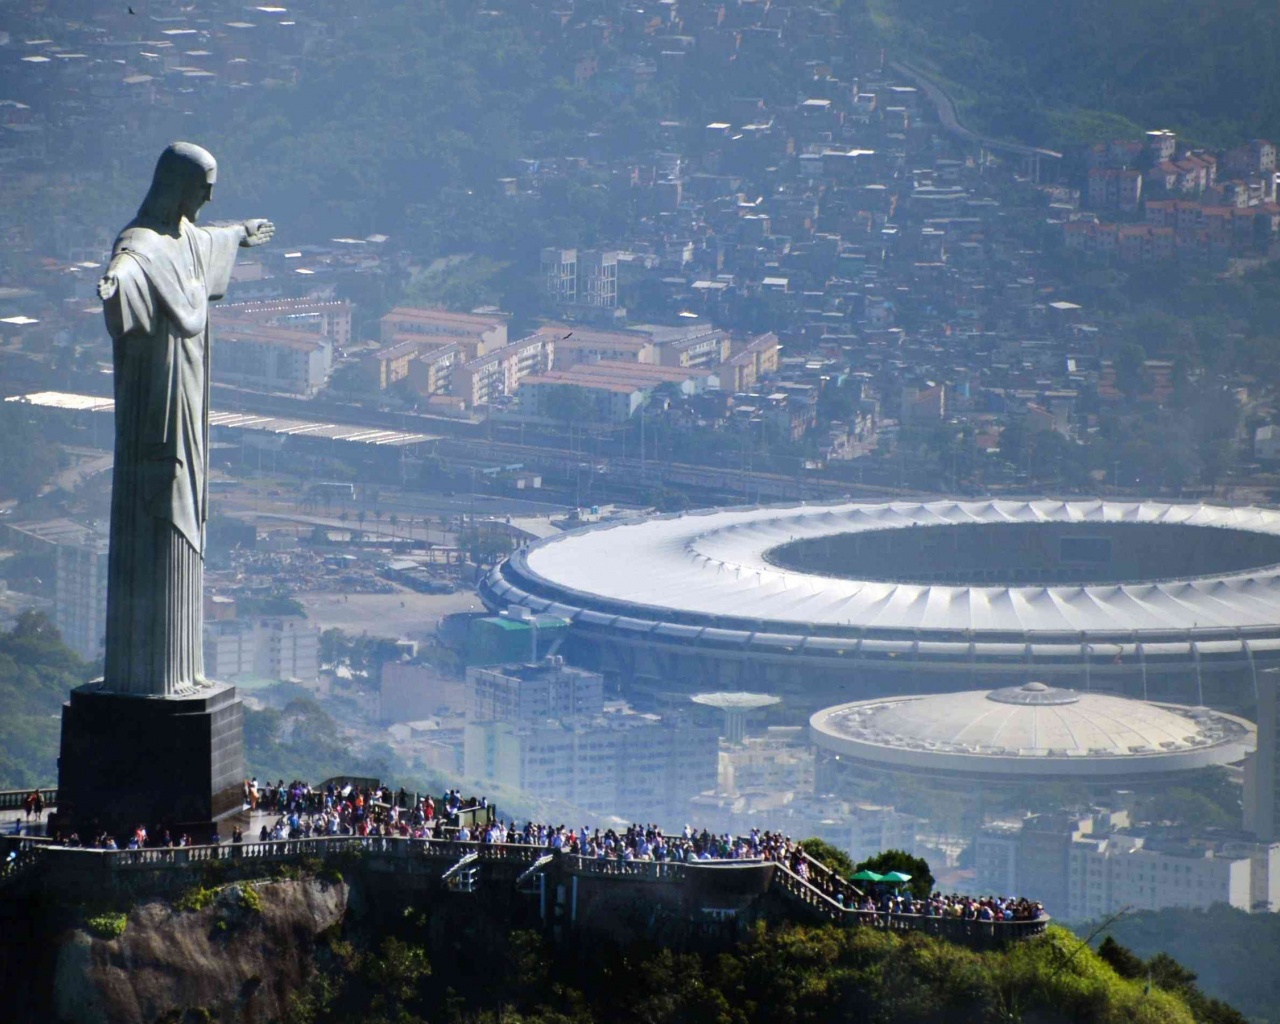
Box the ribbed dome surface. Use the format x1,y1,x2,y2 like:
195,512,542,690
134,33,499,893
809,686,1255,778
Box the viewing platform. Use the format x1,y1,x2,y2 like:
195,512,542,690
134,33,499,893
1,802,1049,951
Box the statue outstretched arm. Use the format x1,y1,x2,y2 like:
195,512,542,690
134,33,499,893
241,219,274,248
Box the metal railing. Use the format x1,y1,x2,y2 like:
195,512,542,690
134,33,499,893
769,863,1049,941
4,830,1049,944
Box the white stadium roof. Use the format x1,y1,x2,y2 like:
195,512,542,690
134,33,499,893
510,500,1280,635
809,682,1256,779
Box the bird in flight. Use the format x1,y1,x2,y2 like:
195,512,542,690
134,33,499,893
128,6,136,12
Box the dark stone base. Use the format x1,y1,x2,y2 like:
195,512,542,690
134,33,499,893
54,681,246,843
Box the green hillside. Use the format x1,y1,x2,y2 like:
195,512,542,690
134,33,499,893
1087,905,1280,1024
284,921,1221,1024
867,0,1280,146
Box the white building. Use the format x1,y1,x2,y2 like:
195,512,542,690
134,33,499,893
974,823,1020,897
978,810,1280,919
464,706,718,819
54,534,108,660
213,318,333,396
203,615,319,684
1066,833,1270,919
467,660,604,723
845,802,927,864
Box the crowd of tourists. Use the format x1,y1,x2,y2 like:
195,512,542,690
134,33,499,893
843,891,1046,923
23,778,1047,924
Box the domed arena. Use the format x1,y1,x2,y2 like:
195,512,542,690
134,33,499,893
480,499,1280,709
809,682,1256,786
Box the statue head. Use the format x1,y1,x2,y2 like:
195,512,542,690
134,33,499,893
137,142,218,227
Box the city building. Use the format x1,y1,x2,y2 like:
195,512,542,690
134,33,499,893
541,248,578,305
466,659,605,722
981,810,1280,919
518,360,716,423
213,318,332,396
450,333,554,408
54,530,109,661
203,612,320,685
379,307,509,359
1245,669,1280,841
537,324,657,366
723,332,780,391
845,802,926,864
540,248,619,310
218,298,353,350
1,518,109,661
463,704,718,819
974,822,1020,896
379,662,467,724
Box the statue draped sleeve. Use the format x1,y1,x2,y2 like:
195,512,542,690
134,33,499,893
101,221,242,696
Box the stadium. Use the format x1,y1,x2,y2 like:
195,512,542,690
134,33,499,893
809,682,1256,788
479,499,1280,710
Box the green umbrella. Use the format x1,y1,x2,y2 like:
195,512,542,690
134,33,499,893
850,869,883,882
880,870,912,884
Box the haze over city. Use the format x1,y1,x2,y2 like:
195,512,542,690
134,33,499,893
2,1,1280,1021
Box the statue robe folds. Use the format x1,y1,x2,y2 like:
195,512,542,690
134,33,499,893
102,220,243,696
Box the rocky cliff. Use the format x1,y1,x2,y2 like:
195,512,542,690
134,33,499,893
52,878,349,1024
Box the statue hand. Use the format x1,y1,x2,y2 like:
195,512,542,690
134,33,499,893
98,274,119,301
241,219,274,248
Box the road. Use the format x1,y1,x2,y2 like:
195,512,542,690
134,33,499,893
888,59,1062,161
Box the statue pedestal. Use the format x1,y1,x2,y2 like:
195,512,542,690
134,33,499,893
54,681,246,843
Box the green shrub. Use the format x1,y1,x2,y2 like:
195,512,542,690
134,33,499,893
239,885,264,914
174,886,217,912
85,911,127,939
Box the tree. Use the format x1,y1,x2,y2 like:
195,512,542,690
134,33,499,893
853,849,935,899
0,611,90,788
1097,936,1145,980
543,384,594,424
797,838,855,877
0,403,59,501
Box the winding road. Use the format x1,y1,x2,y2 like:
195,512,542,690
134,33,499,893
889,59,1062,162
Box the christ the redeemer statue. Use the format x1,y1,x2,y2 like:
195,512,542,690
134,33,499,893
97,142,273,696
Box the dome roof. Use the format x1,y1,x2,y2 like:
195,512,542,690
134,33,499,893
809,685,1255,780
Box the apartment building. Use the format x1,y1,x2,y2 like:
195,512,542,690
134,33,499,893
724,332,780,391
463,707,718,819
218,298,353,350
466,660,605,723
54,532,109,661
379,307,508,357
213,318,332,396
450,333,553,408
536,323,657,366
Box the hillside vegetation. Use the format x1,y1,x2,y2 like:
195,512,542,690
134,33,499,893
281,921,1222,1024
0,612,90,789
868,0,1280,146
1088,905,1280,1024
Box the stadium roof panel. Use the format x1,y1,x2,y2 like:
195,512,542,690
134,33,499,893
511,500,1280,637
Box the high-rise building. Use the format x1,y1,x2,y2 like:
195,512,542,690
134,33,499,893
976,809,1280,919
540,248,578,305
540,248,619,310
463,702,718,820
203,614,319,685
54,532,108,661
577,249,618,309
1246,669,1280,841
467,660,604,723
